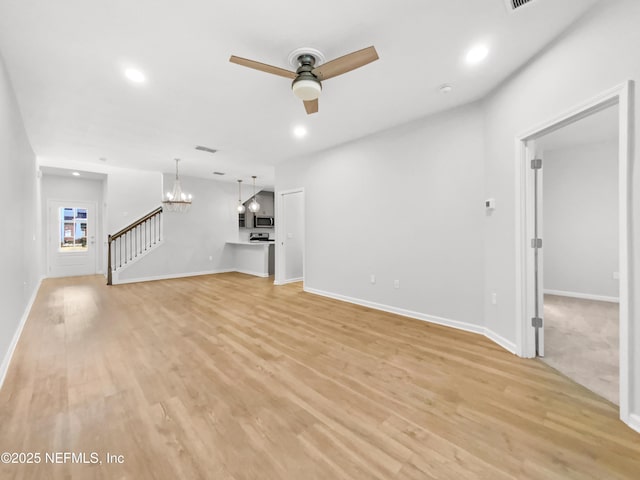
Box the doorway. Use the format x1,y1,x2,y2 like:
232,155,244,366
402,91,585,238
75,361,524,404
516,82,631,422
275,188,304,285
535,105,619,404
47,200,97,277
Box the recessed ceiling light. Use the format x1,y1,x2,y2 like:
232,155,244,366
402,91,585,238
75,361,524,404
124,67,146,83
293,126,307,138
439,84,453,94
465,44,489,65
72,172,80,176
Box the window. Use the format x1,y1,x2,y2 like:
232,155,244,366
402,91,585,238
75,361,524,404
59,207,88,252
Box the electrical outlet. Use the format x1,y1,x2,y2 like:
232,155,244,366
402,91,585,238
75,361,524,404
370,274,376,285
491,292,497,305
394,280,400,289
209,256,213,261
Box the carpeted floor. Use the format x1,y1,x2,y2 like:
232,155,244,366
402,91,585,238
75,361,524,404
542,294,619,405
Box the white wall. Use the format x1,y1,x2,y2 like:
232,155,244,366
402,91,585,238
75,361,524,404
276,103,485,330
40,175,105,274
106,168,162,234
117,175,238,281
482,0,639,417
37,158,163,239
0,53,40,384
543,141,618,300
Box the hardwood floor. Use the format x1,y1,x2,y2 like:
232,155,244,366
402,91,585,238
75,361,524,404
0,274,638,479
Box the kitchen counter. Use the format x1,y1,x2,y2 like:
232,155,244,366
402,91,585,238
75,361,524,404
226,241,275,246
226,241,275,277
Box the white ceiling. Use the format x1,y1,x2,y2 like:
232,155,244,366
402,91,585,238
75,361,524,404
0,0,599,186
537,104,618,151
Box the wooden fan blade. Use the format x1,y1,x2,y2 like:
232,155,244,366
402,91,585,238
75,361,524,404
229,55,297,79
304,99,318,115
312,46,379,81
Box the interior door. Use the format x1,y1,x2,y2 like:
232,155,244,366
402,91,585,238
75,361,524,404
282,191,304,283
528,141,545,356
48,200,97,277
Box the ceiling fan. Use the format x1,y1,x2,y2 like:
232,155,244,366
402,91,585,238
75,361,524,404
229,46,379,115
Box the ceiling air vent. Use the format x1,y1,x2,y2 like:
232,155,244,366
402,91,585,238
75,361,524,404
505,0,534,12
195,145,218,154
213,171,225,176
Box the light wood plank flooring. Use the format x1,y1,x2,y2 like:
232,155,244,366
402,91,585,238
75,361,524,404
0,274,638,479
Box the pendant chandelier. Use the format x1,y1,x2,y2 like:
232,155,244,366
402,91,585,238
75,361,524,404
162,158,192,212
248,175,260,213
236,179,246,213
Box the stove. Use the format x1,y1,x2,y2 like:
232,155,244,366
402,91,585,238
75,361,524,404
249,232,272,242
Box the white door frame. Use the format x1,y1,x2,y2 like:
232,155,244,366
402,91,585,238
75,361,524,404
274,187,305,286
515,81,632,423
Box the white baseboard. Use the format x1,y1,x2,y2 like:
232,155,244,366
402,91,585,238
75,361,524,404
274,277,303,285
0,276,44,391
627,413,640,434
484,328,518,354
303,287,520,355
304,287,485,336
234,269,270,278
114,268,235,285
544,289,619,303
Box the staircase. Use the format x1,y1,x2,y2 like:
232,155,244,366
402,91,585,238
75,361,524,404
107,207,163,285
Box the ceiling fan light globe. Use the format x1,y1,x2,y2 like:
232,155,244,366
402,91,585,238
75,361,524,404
292,79,322,101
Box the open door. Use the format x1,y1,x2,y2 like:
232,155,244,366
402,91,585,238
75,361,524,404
527,141,545,357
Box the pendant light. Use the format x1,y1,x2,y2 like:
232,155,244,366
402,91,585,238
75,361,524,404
236,179,246,213
162,158,192,212
248,175,260,213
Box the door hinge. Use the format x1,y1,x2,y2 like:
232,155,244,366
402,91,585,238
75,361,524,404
530,238,542,248
531,158,542,169
531,317,543,328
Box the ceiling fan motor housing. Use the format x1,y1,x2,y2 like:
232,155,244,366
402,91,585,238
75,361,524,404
292,54,322,101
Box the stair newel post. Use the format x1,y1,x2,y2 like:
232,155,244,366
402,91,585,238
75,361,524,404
107,234,113,286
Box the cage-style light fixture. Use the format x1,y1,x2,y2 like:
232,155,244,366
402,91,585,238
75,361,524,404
162,158,192,212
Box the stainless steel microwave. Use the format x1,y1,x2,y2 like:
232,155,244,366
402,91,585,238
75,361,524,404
254,216,275,228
